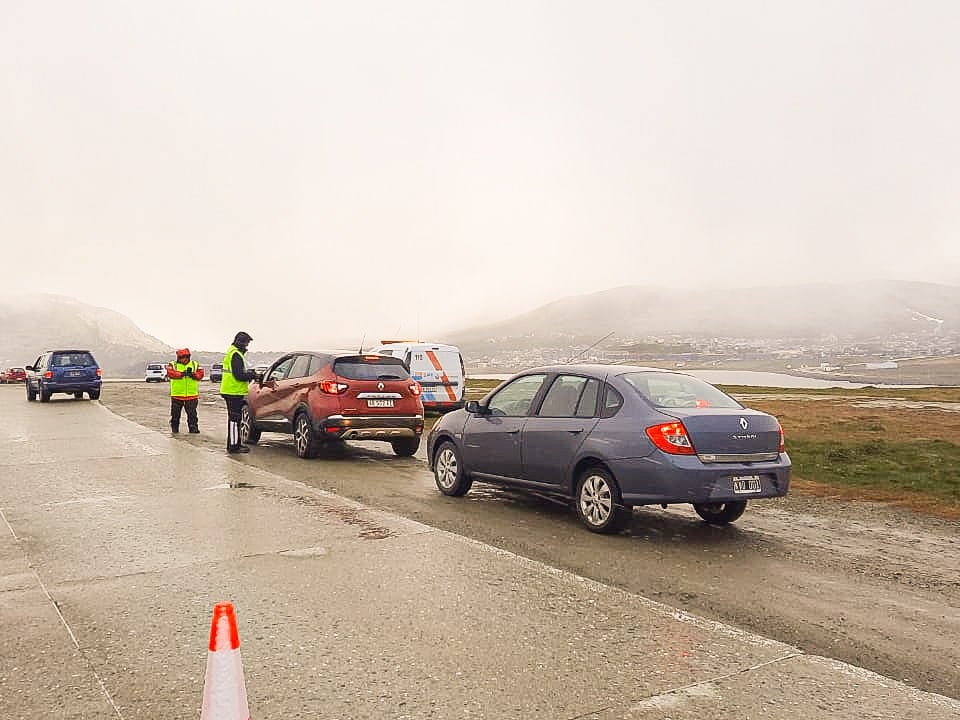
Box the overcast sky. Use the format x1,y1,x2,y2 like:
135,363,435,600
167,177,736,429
2,2,958,351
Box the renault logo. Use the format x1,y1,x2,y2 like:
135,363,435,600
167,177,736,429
378,382,384,391
739,417,749,430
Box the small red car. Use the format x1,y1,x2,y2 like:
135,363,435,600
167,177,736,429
1,367,27,384
242,352,424,458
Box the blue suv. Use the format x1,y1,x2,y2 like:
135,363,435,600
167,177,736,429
26,349,102,402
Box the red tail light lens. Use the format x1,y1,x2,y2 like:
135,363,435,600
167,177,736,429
645,421,696,455
320,380,348,395
778,422,785,453
44,371,53,379
96,369,102,377
409,382,422,396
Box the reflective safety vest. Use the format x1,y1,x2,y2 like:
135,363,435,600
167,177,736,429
219,345,249,396
169,360,200,398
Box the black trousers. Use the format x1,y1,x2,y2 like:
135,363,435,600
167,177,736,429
223,395,246,451
170,397,199,432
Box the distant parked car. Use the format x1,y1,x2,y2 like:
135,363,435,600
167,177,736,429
145,363,167,382
1,367,27,384
210,363,223,383
242,351,424,458
427,365,791,533
26,350,102,402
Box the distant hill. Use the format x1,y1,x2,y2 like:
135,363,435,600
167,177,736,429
0,294,174,377
446,280,960,353
0,294,284,377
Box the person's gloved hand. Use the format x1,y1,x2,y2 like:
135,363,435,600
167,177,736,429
184,368,194,378
194,369,205,381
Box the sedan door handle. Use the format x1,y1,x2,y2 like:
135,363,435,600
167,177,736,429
568,428,584,434
506,429,520,435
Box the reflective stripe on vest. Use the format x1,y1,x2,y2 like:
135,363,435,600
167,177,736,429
169,360,200,397
219,345,249,396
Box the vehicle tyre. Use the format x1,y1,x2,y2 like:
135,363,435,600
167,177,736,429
26,382,36,402
391,437,420,457
293,412,321,459
39,384,51,402
576,466,630,534
693,501,747,525
74,392,83,399
433,441,472,496
88,389,100,400
240,403,261,445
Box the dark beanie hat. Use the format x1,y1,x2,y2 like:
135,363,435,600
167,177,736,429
234,331,253,345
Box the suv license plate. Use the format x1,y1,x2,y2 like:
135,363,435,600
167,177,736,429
67,371,82,377
732,475,762,494
367,399,394,408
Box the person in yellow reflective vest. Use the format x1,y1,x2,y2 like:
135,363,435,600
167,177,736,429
165,348,205,434
220,331,262,453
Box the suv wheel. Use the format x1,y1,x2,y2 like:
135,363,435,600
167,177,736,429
88,390,100,401
391,437,420,457
39,384,51,402
26,382,36,402
693,501,747,525
240,404,261,445
575,467,630,534
433,441,472,496
293,412,321,459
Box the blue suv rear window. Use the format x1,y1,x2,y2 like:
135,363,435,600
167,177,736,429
52,352,96,367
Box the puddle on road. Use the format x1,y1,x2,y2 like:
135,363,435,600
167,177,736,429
285,493,398,540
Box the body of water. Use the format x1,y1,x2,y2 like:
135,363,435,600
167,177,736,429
471,369,929,390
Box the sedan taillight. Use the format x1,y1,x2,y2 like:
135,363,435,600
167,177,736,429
778,422,785,453
645,421,696,455
320,380,348,395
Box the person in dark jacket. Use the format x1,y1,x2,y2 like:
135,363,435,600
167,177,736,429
219,331,262,453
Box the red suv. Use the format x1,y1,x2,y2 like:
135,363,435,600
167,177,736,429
242,352,424,458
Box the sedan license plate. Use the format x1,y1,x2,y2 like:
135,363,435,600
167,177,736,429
367,399,394,408
732,475,762,494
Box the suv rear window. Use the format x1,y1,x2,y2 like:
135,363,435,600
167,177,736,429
147,364,163,370
52,352,96,367
334,356,410,381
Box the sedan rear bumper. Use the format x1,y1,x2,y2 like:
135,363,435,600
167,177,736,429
610,452,791,506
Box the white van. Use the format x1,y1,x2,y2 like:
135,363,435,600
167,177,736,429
369,341,466,411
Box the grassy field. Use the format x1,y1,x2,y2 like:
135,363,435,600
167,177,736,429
457,379,960,519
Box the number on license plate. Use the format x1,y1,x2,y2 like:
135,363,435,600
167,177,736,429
68,371,82,377
732,475,762,494
367,399,394,408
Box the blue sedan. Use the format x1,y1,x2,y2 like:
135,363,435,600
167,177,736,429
427,365,791,533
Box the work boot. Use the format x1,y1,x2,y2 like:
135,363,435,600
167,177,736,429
227,445,250,454
170,423,179,434
189,427,200,434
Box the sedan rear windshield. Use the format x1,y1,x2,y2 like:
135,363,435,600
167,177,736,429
334,356,410,381
52,352,96,367
620,372,741,409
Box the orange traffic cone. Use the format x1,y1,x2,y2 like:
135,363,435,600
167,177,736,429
200,602,250,720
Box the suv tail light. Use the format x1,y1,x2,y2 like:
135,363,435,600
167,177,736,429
96,369,102,377
320,380,348,395
409,382,422,396
44,371,53,379
778,422,785,453
645,421,696,455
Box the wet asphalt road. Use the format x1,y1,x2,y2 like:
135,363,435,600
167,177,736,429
90,381,960,700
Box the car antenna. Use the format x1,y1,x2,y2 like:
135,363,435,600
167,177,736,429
358,333,366,354
564,331,615,364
